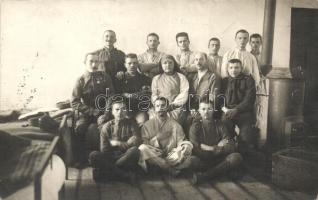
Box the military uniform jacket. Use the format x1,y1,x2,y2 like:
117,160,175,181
71,71,114,116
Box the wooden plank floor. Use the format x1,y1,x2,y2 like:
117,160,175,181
62,167,317,200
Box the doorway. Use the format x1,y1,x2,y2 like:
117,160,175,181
290,8,318,135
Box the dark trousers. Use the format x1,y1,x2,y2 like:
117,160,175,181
89,146,140,171
73,116,98,163
188,153,242,177
222,112,256,153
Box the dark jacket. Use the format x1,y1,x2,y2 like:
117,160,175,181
100,118,141,153
71,71,114,116
221,74,256,113
114,72,152,112
189,118,236,160
114,72,151,95
189,70,221,109
93,47,126,80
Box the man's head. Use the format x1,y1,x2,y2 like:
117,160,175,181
158,54,180,75
193,52,208,71
176,32,190,51
208,38,221,55
146,33,160,50
154,97,169,117
235,29,249,50
249,33,262,52
228,59,243,78
103,30,117,47
111,100,127,120
198,98,214,120
84,52,100,72
125,53,139,75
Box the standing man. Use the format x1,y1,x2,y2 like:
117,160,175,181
249,33,262,63
207,37,223,76
175,32,196,78
138,33,166,78
249,33,268,144
221,29,260,86
94,30,126,82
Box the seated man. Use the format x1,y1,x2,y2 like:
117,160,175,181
114,53,151,120
221,59,256,154
188,52,221,110
71,52,114,167
186,52,221,138
138,33,166,78
89,99,141,182
138,97,192,176
189,99,242,184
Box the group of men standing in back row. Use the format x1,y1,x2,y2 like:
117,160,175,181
70,29,264,184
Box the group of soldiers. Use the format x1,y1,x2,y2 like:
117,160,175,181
70,29,263,184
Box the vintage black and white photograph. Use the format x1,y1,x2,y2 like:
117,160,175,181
0,0,318,199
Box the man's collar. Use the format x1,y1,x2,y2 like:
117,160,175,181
180,49,191,54
198,69,208,77
229,73,244,80
251,49,260,55
83,71,103,83
104,46,115,51
146,49,158,53
125,71,139,77
235,47,246,51
156,114,168,121
209,53,219,58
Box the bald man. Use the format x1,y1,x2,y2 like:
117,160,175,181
188,52,221,110
185,52,221,138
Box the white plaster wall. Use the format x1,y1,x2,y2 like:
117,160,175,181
1,0,266,110
272,0,318,69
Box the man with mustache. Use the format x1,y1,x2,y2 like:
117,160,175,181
93,30,126,83
189,52,220,110
138,97,192,176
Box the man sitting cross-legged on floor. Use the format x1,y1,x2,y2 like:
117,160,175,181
138,97,193,176
189,98,242,184
89,98,141,182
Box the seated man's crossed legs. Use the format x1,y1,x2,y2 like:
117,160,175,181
89,146,140,182
189,153,242,184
